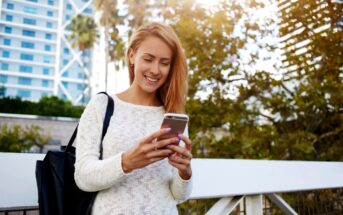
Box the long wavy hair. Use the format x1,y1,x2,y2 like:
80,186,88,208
125,22,188,113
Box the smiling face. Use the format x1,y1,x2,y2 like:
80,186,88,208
129,36,173,96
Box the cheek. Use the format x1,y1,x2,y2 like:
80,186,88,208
134,62,148,76
161,66,171,78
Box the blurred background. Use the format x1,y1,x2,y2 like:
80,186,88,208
0,0,342,214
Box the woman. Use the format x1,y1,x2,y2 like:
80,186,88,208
75,22,193,214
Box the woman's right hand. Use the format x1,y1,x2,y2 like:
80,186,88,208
121,128,180,173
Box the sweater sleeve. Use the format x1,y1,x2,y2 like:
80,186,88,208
169,125,193,203
74,94,130,192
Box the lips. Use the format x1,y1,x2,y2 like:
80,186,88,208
144,75,159,84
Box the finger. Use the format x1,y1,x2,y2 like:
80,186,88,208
146,149,173,158
155,136,180,149
179,134,192,151
168,154,191,166
144,128,172,143
166,145,192,160
168,160,189,171
145,136,179,152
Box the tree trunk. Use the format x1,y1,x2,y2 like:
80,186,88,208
82,54,86,105
104,4,109,92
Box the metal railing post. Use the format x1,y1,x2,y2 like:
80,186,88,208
246,194,263,215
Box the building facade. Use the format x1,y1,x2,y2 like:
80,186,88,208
277,0,342,73
0,0,94,104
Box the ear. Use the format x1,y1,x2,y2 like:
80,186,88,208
128,48,135,66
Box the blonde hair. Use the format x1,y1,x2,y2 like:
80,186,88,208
125,22,188,113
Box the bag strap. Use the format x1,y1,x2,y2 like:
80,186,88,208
65,92,114,160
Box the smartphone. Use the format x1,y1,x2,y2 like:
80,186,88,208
158,113,189,143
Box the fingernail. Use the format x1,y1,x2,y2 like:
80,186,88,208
176,137,180,142
165,128,171,132
178,134,182,139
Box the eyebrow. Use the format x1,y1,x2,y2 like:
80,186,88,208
143,53,171,61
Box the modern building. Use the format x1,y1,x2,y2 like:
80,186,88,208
0,0,94,104
277,0,342,73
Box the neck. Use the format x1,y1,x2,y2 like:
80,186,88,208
117,85,161,107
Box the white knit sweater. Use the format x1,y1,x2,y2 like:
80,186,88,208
75,94,193,215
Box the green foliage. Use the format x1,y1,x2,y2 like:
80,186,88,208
0,96,84,117
68,14,98,51
0,124,50,152
96,0,342,212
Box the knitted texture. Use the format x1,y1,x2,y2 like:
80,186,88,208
75,94,192,215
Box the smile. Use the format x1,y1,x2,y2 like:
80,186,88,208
144,75,159,83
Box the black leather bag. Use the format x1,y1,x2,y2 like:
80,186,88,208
35,92,114,215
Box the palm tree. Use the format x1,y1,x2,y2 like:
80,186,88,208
68,14,98,104
94,0,122,92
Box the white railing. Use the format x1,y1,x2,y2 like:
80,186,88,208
1,152,343,214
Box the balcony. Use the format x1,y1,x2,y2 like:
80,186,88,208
1,152,343,214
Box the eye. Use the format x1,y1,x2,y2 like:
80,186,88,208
161,62,170,66
143,58,153,62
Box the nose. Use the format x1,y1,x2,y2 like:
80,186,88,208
150,61,160,75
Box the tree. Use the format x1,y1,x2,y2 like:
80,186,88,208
0,124,50,153
94,0,124,92
0,96,84,117
68,14,98,104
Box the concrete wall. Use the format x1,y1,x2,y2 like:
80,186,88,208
0,113,78,152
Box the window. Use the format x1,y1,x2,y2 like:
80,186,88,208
45,33,52,40
20,53,34,61
84,8,92,14
0,75,7,83
46,22,53,28
27,0,38,2
63,59,68,65
62,82,68,88
19,65,33,73
6,15,13,22
18,77,32,85
83,51,90,57
67,4,72,10
48,0,54,6
2,51,10,58
64,48,69,54
62,71,68,77
17,90,31,98
43,56,51,63
23,30,35,37
24,6,37,14
44,45,51,51
77,83,83,90
47,11,53,17
23,18,36,25
78,73,82,79
5,27,12,33
7,3,14,9
65,15,70,20
21,41,35,49
43,68,49,75
1,63,9,71
42,80,49,87
3,39,11,46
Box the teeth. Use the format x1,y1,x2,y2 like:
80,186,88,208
146,76,158,82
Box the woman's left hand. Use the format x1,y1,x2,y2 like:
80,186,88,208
167,134,192,180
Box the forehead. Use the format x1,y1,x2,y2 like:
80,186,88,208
136,36,173,59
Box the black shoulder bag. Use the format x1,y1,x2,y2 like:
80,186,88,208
35,92,114,215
